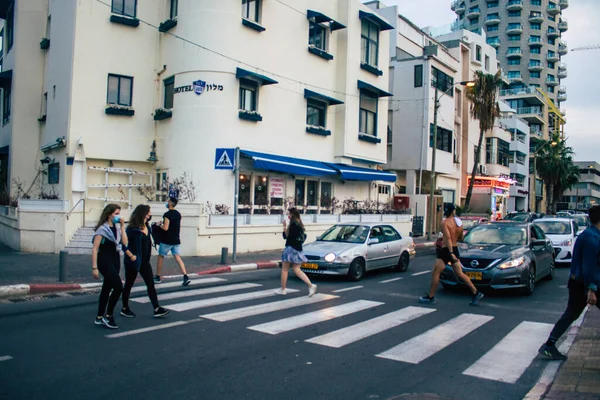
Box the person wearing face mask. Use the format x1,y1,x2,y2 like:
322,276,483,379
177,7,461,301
120,205,170,319
92,204,133,329
154,197,190,286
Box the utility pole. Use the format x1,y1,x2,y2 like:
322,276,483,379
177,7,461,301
427,86,440,241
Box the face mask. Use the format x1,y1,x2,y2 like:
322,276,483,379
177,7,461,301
112,216,121,224
147,215,152,222
165,203,170,209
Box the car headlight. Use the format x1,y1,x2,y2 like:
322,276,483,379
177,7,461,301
497,256,525,270
560,240,572,247
324,253,336,262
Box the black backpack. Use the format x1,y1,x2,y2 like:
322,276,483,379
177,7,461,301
150,223,164,248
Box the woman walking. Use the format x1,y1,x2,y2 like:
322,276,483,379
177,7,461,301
276,207,317,296
120,205,170,319
92,204,133,329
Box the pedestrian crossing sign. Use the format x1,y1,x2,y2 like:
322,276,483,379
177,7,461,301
215,148,235,170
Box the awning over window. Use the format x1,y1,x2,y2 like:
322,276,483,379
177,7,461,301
357,80,393,97
307,10,346,31
358,10,394,31
327,163,396,182
304,89,344,105
240,150,337,177
236,67,278,86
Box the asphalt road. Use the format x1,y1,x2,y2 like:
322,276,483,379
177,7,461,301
0,252,571,400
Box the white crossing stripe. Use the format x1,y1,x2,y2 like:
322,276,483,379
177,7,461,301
106,319,202,339
132,282,262,304
379,277,403,283
248,300,383,335
463,321,553,383
0,355,13,362
411,271,431,276
166,288,299,312
131,277,226,293
306,306,436,348
202,293,338,322
332,286,363,293
376,313,494,364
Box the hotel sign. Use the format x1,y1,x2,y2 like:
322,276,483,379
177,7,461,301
174,80,224,95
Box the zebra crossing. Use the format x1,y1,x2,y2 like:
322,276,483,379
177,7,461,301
119,277,554,385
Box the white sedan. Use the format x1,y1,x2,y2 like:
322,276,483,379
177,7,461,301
533,218,579,265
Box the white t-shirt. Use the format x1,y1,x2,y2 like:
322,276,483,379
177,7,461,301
454,217,463,227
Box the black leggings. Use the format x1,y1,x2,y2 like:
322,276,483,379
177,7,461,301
549,277,600,341
122,262,159,309
97,260,123,317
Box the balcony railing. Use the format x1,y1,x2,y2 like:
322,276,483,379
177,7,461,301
548,3,560,14
506,48,523,57
529,12,544,23
558,86,567,93
558,19,568,31
507,24,523,34
517,107,543,117
558,62,567,70
485,15,501,25
507,0,524,10
467,7,481,18
500,86,541,98
558,41,568,54
558,93,567,102
529,37,544,46
559,0,569,9
487,38,501,47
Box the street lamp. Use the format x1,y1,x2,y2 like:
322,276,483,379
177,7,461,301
531,140,557,213
427,80,475,240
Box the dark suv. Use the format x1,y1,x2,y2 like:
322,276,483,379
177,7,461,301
504,212,538,223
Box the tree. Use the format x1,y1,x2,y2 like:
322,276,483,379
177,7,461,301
464,71,502,210
536,135,579,214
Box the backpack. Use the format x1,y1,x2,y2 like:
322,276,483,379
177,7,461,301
150,223,164,248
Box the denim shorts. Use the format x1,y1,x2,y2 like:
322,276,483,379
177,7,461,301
159,243,181,256
281,246,308,264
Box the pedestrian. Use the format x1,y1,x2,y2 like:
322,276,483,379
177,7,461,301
154,197,190,286
419,204,484,305
276,207,317,297
539,205,600,360
92,204,134,329
120,205,170,319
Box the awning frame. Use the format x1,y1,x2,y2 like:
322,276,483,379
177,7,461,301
358,10,394,31
304,89,344,105
307,10,346,31
357,80,393,98
235,67,278,86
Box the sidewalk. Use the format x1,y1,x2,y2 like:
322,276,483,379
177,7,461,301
543,307,600,399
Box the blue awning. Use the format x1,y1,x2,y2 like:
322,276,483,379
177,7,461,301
357,80,393,97
241,150,338,177
307,10,346,31
327,163,396,182
236,68,278,86
304,89,344,105
358,10,394,31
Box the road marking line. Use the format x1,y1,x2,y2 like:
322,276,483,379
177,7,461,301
332,286,363,293
463,321,553,383
132,277,226,294
376,313,494,364
105,319,202,339
411,271,431,276
202,294,338,322
379,277,403,283
0,355,13,362
132,282,262,304
166,288,299,312
248,300,383,335
306,306,436,348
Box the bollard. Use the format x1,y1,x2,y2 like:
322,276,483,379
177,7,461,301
59,250,69,282
220,247,228,265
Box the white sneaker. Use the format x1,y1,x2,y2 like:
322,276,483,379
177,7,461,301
308,284,317,297
274,288,287,295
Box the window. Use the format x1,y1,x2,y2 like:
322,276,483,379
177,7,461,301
414,64,423,87
111,0,137,18
254,175,268,208
381,226,400,242
306,180,318,207
487,1,499,7
238,174,251,213
508,34,521,41
6,1,13,52
476,45,482,62
508,58,520,65
486,138,510,166
431,67,454,97
320,182,332,208
239,79,257,112
41,92,48,117
306,99,326,128
530,23,541,30
548,61,555,69
378,185,390,195
308,21,327,52
548,14,556,22
548,38,556,46
170,0,178,20
470,18,479,26
48,163,60,184
530,71,541,78
531,0,541,5
531,47,541,54
507,71,521,79
242,0,260,22
508,23,522,30
295,179,305,208
548,50,556,58
107,74,133,106
359,91,377,136
508,10,521,17
2,82,11,124
429,124,452,153
361,20,379,67
163,77,174,109
485,55,490,70
487,25,498,32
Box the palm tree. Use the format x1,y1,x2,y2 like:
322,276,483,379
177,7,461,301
464,71,502,210
536,135,580,214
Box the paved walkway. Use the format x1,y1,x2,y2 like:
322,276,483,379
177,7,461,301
544,307,600,399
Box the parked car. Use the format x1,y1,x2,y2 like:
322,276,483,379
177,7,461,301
459,216,489,236
301,224,416,281
504,212,538,223
439,222,555,295
533,218,579,265
571,214,590,234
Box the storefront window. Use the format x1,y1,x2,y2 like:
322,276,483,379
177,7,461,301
320,182,332,213
269,176,284,213
307,180,317,206
239,174,251,214
295,179,305,209
254,175,268,213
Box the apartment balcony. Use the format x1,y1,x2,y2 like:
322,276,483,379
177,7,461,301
530,127,543,140
509,76,524,84
487,38,501,48
485,15,501,25
452,0,466,14
547,52,560,62
558,86,567,93
499,86,544,105
558,41,568,55
559,0,568,9
558,62,567,71
558,19,568,32
547,28,560,38
528,37,544,47
510,161,529,177
548,3,560,15
507,0,524,11
506,48,523,58
558,68,567,78
546,77,559,86
529,12,544,23
558,93,567,102
560,109,566,116
467,7,481,19
506,25,523,35
528,62,544,72
517,106,545,125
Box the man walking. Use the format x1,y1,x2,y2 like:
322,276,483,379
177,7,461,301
154,197,191,286
419,204,484,305
539,205,600,360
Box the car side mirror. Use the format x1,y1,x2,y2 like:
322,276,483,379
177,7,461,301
368,238,380,245
531,239,546,249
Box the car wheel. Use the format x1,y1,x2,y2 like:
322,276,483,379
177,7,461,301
521,265,536,296
347,258,366,282
545,257,555,281
395,252,410,272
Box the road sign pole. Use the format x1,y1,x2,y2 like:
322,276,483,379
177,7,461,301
232,147,240,263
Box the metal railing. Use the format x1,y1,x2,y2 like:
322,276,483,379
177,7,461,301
66,198,86,227
209,213,413,227
517,107,543,117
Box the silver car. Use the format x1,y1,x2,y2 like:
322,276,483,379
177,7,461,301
301,223,416,281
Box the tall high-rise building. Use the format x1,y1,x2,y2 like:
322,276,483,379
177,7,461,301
451,0,568,106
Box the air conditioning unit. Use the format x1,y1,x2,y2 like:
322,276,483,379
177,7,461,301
479,165,487,175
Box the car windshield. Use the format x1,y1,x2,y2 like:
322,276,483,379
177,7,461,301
573,216,589,228
318,225,370,243
461,220,478,229
535,221,572,235
464,225,527,245
504,213,529,222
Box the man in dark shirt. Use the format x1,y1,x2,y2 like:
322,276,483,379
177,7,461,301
539,205,600,360
154,197,190,286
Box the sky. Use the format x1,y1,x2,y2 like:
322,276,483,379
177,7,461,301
366,0,600,163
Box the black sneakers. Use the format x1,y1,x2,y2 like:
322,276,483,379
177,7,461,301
182,275,191,286
418,295,435,304
120,307,136,318
153,275,162,284
94,316,103,325
538,343,567,360
153,307,170,318
470,292,485,306
102,315,118,329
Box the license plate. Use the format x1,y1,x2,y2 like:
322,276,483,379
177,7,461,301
466,272,482,280
301,263,319,270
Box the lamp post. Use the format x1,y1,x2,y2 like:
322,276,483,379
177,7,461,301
531,139,557,213
427,80,474,241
